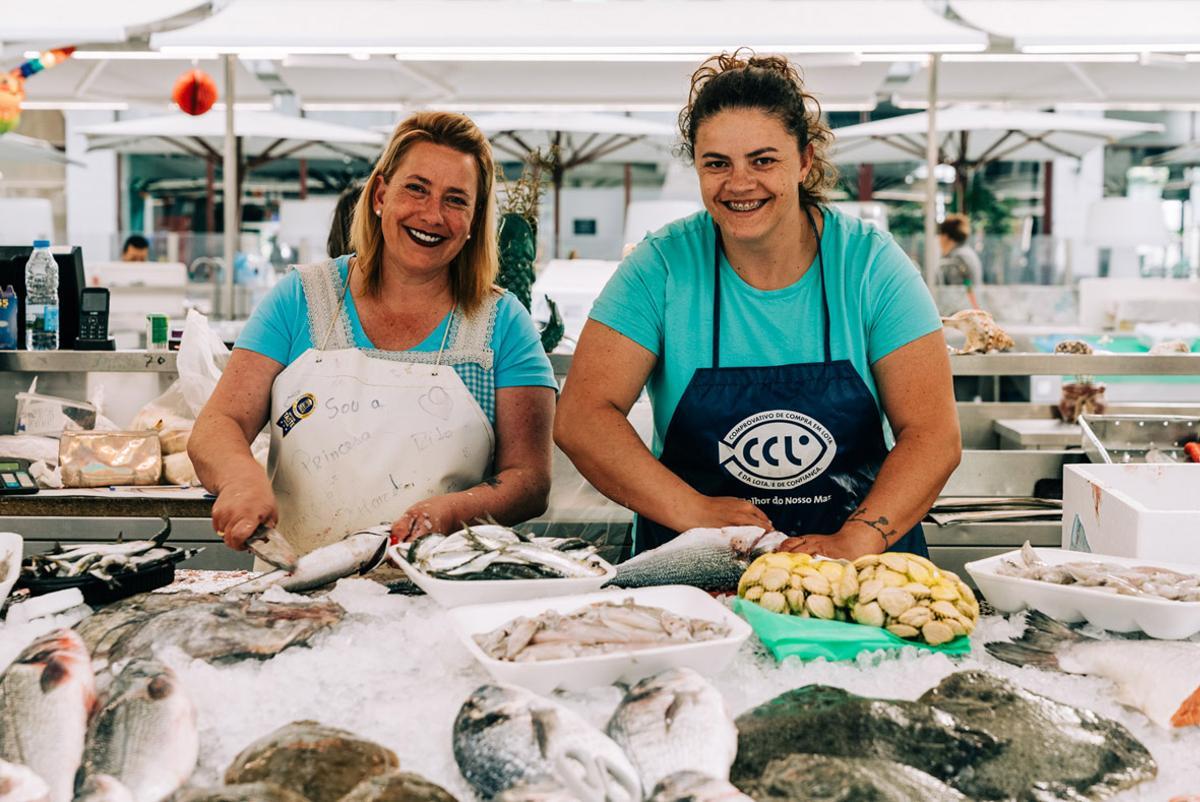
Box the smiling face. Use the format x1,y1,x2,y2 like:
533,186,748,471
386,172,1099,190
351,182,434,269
372,140,478,278
694,108,813,247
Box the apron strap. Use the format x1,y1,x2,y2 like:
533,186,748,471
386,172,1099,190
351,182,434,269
711,201,831,368
297,259,355,351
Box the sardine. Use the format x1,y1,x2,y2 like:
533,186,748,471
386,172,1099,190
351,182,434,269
453,684,641,801
74,775,136,802
404,526,609,581
0,629,96,802
81,659,198,802
230,528,389,595
987,610,1200,729
0,758,51,802
611,527,787,591
606,668,737,792
646,771,753,802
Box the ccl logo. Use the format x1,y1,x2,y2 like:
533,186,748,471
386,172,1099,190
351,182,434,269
718,409,836,489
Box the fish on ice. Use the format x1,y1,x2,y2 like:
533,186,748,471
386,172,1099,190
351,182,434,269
229,527,389,595
611,527,787,591
0,758,51,802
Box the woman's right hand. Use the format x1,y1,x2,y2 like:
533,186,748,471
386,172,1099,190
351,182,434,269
211,471,278,550
676,494,774,533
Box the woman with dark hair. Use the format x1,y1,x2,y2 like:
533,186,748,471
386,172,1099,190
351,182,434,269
938,213,983,308
191,111,556,557
326,183,362,258
556,52,961,561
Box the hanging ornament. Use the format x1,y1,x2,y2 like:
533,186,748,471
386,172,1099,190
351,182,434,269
172,68,218,116
1,47,74,134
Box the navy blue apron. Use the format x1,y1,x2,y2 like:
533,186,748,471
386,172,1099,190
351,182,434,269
635,205,927,558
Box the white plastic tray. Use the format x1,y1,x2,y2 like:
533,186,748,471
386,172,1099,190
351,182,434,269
447,585,752,693
966,547,1200,640
387,544,616,608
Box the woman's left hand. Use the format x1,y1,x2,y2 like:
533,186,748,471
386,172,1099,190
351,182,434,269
777,528,883,561
390,495,464,544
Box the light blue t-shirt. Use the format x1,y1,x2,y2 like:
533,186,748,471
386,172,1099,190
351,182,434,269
236,255,557,424
589,206,942,454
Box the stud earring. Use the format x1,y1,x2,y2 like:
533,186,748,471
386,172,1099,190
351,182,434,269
375,208,382,217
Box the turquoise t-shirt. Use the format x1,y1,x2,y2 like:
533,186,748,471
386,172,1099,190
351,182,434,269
588,206,942,454
235,255,557,424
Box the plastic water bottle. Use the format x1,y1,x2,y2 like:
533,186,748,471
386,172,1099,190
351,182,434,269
24,240,58,351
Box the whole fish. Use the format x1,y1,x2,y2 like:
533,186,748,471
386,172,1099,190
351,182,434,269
230,528,389,595
171,784,311,802
74,775,136,802
606,668,737,792
0,629,96,802
646,772,753,802
453,684,641,801
338,770,458,801
404,525,608,581
741,755,965,801
611,527,787,591
81,659,198,802
0,758,51,802
986,610,1200,729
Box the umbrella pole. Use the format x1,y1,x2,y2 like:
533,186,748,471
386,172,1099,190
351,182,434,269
923,54,940,287
222,53,238,319
553,163,563,259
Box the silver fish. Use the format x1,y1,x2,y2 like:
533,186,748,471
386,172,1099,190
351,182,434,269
406,526,608,581
81,659,198,802
230,528,389,595
0,758,51,802
245,525,300,572
606,668,737,792
74,775,136,802
646,772,753,802
612,527,787,591
453,684,641,801
0,629,96,802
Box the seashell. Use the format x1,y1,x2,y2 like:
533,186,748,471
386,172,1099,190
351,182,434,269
834,571,859,607
761,567,790,592
763,553,794,569
818,561,845,582
945,618,967,637
880,553,910,573
852,601,885,628
886,623,920,639
743,585,764,602
877,588,916,618
897,605,933,628
930,600,962,620
955,598,979,620
853,554,881,570
759,591,788,614
789,573,805,590
856,565,876,582
802,573,832,596
931,583,959,601
785,588,806,614
922,620,955,646
795,565,820,579
806,595,835,620
880,570,906,588
902,582,932,598
858,579,884,604
740,562,765,587
906,560,933,584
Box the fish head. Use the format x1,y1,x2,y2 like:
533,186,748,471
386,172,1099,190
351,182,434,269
553,748,641,802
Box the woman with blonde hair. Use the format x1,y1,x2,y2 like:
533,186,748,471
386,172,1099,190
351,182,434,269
556,52,960,562
192,111,556,556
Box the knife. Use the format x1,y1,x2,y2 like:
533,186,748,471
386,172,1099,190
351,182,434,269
245,525,300,572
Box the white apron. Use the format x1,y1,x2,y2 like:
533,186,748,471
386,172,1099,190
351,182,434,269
267,259,497,556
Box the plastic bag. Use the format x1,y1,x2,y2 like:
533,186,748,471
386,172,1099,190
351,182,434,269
732,597,971,662
59,431,162,488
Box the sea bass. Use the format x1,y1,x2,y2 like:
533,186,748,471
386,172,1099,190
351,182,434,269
0,629,96,802
611,527,787,591
81,659,198,802
606,668,737,792
646,772,753,802
453,684,641,801
230,528,389,595
986,609,1200,729
0,758,51,802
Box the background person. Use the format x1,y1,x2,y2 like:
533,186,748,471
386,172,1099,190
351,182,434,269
327,183,363,259
121,234,150,261
555,52,961,561
938,213,983,308
190,111,557,556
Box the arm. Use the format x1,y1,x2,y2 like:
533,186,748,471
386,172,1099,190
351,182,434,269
391,385,556,540
782,330,961,558
189,348,285,549
554,320,772,532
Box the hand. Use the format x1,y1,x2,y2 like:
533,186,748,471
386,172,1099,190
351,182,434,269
778,528,883,561
675,494,773,533
211,471,278,551
390,495,464,544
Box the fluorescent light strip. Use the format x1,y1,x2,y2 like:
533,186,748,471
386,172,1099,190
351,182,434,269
943,53,1139,63
1023,44,1200,53
71,50,219,60
21,100,130,110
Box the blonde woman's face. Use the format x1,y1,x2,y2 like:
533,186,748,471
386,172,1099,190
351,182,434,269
373,140,478,276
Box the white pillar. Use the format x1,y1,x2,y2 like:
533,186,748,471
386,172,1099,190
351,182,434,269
65,110,118,261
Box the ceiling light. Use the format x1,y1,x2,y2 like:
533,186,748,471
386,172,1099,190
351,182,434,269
942,53,1139,63
20,100,130,110
71,50,219,60
1023,43,1200,54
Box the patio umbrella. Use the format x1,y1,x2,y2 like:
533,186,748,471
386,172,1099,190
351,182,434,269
469,111,677,257
0,132,82,166
1148,143,1200,166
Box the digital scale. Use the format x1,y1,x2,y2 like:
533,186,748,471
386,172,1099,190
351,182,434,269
0,458,38,495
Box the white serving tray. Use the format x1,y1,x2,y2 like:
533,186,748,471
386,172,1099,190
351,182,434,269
966,547,1200,640
387,544,617,608
447,585,752,694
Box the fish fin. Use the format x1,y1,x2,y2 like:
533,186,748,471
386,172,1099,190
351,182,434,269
531,707,558,759
984,610,1090,670
984,641,1063,671
1171,685,1200,728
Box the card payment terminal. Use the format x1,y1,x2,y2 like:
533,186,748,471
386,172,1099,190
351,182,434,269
0,458,37,494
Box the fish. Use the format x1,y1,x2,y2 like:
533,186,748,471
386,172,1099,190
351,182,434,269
170,784,311,802
605,668,737,792
452,684,641,801
610,527,787,591
994,541,1200,601
0,629,96,802
0,758,51,802
229,528,390,595
493,784,577,802
401,525,609,581
986,610,1200,729
245,525,300,572
730,671,1156,801
740,755,966,801
337,770,459,801
20,520,184,585
645,772,753,802
74,593,345,669
472,599,730,662
224,720,399,802
74,775,136,802
80,659,198,802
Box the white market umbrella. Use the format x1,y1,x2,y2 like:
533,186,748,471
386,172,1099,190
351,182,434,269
470,111,677,257
1148,142,1200,167
0,132,82,166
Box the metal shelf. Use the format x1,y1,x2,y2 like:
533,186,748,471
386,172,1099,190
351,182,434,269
0,350,178,373
947,352,1200,376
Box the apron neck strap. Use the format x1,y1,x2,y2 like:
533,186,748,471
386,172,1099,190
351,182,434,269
711,202,830,368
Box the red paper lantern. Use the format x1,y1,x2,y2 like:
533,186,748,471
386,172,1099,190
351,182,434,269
172,69,218,116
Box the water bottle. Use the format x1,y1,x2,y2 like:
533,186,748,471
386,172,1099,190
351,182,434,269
24,239,59,351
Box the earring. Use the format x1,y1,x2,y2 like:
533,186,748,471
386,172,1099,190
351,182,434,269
466,233,471,240
375,208,382,217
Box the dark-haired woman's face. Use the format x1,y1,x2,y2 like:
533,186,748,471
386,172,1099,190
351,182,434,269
694,108,812,246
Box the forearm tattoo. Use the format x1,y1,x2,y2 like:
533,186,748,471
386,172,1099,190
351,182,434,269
482,475,502,488
847,506,898,552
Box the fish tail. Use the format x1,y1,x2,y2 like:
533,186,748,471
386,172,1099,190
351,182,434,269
984,610,1091,670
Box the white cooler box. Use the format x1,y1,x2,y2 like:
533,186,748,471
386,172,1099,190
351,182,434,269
1062,463,1200,561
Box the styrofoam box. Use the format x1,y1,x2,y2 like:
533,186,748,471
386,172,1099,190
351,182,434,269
447,586,752,694
966,547,1200,640
388,544,617,608
1062,463,1200,563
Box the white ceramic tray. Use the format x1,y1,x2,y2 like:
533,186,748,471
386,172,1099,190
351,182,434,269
387,544,616,608
448,585,752,693
965,547,1200,640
